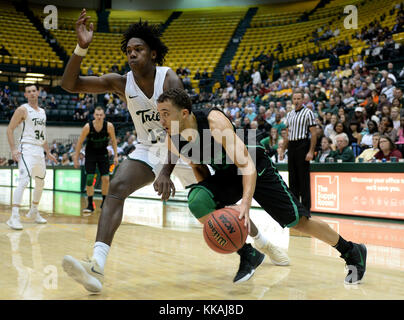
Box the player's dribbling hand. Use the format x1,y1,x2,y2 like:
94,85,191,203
226,203,251,234
11,149,21,162
153,174,175,201
76,8,94,49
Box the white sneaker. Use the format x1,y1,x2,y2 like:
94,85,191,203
256,240,290,266
26,207,47,224
62,255,104,293
7,216,23,230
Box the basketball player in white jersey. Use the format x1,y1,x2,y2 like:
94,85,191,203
6,84,58,230
60,10,185,292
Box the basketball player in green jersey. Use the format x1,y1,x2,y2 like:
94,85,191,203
154,88,367,285
73,106,118,213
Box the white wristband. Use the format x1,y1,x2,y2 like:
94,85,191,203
74,44,88,57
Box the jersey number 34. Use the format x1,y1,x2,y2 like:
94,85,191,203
35,130,45,140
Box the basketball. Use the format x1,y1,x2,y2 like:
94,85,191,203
203,208,248,254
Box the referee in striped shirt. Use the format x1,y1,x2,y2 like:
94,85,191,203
280,90,317,211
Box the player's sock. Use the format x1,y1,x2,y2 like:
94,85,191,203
92,241,110,271
333,235,353,255
12,206,20,218
252,230,269,248
88,196,93,208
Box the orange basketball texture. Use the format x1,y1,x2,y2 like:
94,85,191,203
203,208,248,254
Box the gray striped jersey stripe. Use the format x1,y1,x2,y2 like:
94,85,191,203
286,107,316,141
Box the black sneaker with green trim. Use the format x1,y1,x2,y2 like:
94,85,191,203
342,243,367,284
233,243,265,283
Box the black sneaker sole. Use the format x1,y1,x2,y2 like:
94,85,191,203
344,244,367,285
234,254,266,284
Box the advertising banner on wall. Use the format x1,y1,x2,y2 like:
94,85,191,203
54,169,81,192
311,172,404,220
0,169,11,186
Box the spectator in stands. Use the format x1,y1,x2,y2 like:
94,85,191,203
176,66,183,76
380,117,398,142
61,153,72,166
242,116,251,130
329,133,355,162
274,139,287,163
315,136,332,163
374,135,402,161
376,93,391,115
272,112,286,134
356,133,380,162
382,34,398,61
360,119,378,148
381,76,396,102
392,16,404,33
193,69,201,80
1,93,10,111
182,73,192,90
342,63,353,78
48,96,57,109
355,81,371,100
87,65,94,76
324,113,338,137
323,96,339,115
260,127,280,155
251,68,262,86
396,117,404,155
352,106,366,129
330,121,347,146
328,50,340,71
0,45,10,56
351,55,364,71
393,87,404,106
256,115,271,135
259,64,268,83
74,101,87,120
391,106,401,130
348,120,362,146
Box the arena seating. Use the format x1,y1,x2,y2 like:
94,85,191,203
108,9,173,33
161,8,247,90
0,1,63,68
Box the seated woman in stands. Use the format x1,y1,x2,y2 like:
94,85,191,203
374,135,402,161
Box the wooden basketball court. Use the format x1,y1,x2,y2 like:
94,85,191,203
0,187,403,300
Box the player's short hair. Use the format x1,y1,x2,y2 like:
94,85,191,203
157,88,192,113
25,83,38,91
121,20,168,65
94,106,105,113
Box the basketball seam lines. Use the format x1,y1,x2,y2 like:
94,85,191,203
204,225,233,253
211,214,238,250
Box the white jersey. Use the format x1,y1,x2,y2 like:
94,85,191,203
125,66,169,145
19,104,47,147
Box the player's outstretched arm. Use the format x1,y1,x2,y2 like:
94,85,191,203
61,8,125,95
